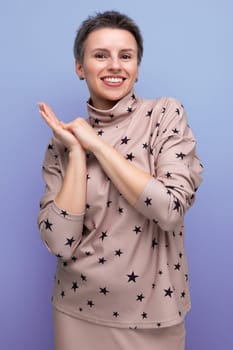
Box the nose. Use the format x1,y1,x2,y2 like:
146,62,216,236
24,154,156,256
108,56,122,71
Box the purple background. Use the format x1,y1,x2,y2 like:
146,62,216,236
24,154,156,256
1,1,232,349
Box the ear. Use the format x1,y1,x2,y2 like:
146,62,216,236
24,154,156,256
75,61,85,79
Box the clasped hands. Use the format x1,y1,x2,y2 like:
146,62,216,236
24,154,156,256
38,102,100,153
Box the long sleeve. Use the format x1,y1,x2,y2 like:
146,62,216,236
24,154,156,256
134,97,203,231
37,138,85,260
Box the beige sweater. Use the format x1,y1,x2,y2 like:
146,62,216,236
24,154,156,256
38,91,203,329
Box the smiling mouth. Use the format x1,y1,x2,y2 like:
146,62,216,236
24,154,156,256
101,77,125,83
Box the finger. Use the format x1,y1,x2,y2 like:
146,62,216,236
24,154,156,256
38,102,59,124
39,110,60,131
38,106,60,128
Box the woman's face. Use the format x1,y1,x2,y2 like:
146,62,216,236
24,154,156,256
75,28,139,110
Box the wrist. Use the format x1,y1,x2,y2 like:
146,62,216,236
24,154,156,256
68,146,86,160
90,137,109,157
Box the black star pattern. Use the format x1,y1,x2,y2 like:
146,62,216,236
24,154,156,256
99,231,108,241
65,237,75,247
181,291,186,298
161,107,166,113
136,293,145,302
174,263,181,271
87,300,94,308
176,152,186,160
113,311,119,317
94,118,100,124
185,274,189,281
44,219,53,231
158,270,163,275
71,282,79,292
144,197,152,206
86,203,91,210
179,252,183,259
152,238,158,248
60,210,68,218
172,128,179,134
127,107,132,113
99,287,110,295
126,153,135,161
106,200,112,207
175,108,180,115
133,226,142,234
157,323,161,327
60,291,65,298
121,136,130,144
141,312,147,319
48,143,53,150
127,271,139,283
131,93,136,100
98,257,107,264
152,283,156,289
142,142,148,149
173,199,181,211
164,287,173,298
109,113,114,118
166,172,172,178
146,109,153,117
81,274,87,281
71,256,77,262
97,129,104,136
118,207,124,214
87,174,91,180
115,249,123,257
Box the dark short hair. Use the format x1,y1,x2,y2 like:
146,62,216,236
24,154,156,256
73,10,143,65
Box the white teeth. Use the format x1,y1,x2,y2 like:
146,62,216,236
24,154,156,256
104,77,123,83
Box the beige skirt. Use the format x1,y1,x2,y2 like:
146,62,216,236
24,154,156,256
53,308,186,350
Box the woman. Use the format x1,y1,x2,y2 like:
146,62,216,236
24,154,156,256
38,10,203,350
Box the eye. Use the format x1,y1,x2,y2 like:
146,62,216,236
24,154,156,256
121,54,131,60
94,52,107,60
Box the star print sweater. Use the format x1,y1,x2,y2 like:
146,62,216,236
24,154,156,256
38,91,203,329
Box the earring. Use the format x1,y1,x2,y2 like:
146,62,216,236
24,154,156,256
135,78,138,83
79,76,85,80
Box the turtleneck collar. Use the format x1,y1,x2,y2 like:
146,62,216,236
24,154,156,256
87,90,138,127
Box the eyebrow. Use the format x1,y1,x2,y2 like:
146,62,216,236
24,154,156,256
91,48,136,53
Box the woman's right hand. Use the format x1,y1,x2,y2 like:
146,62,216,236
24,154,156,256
38,102,83,152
